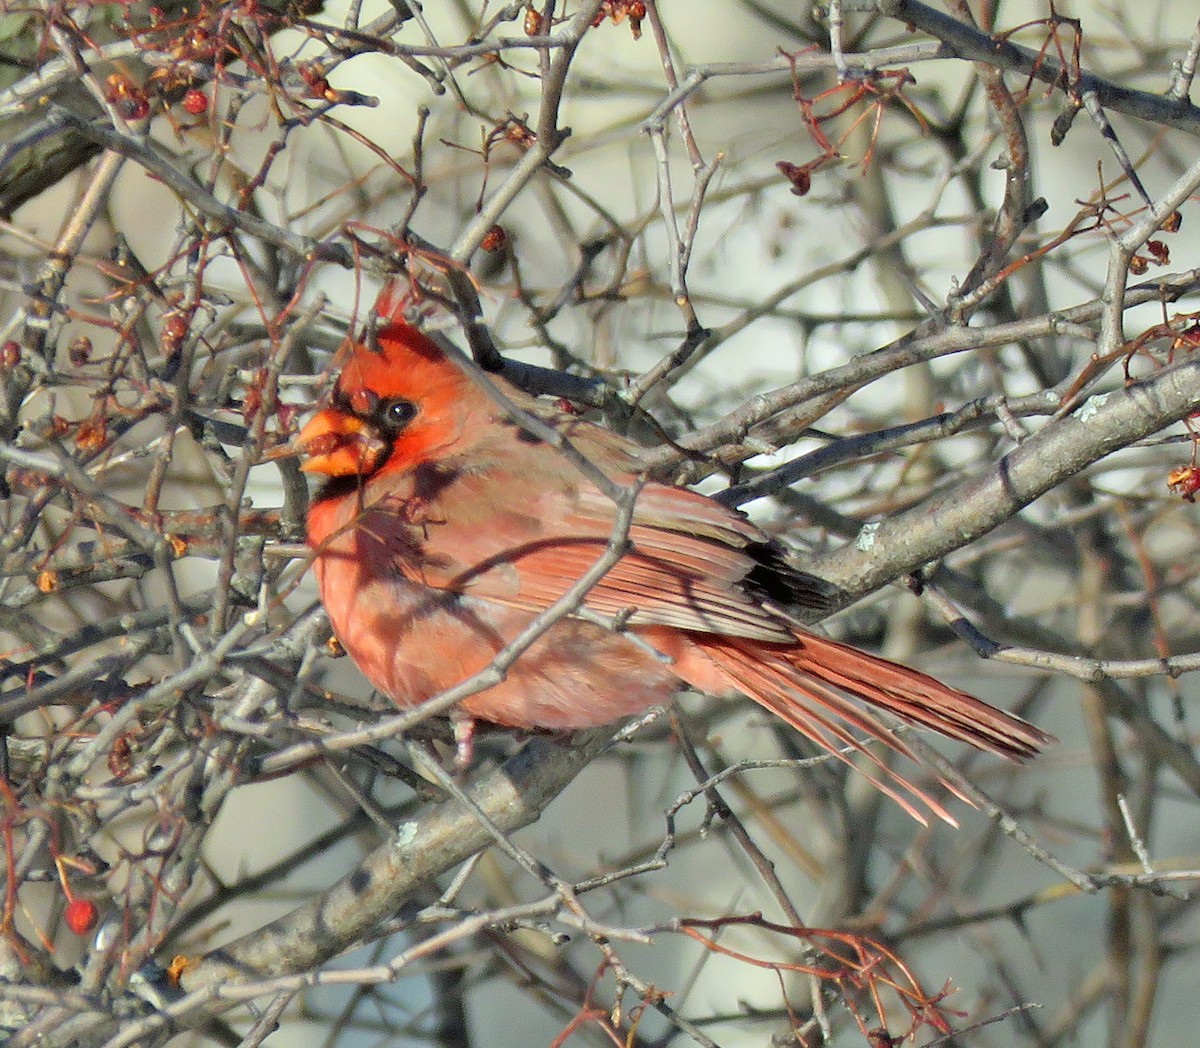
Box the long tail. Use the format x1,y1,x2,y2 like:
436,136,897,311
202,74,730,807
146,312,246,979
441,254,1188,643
679,630,1052,825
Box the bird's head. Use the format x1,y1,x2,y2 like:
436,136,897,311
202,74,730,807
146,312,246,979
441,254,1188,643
298,319,476,479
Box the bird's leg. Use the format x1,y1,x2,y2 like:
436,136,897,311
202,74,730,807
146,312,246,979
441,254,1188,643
450,710,477,771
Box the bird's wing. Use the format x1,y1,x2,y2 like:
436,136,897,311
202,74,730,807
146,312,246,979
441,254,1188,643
366,452,831,642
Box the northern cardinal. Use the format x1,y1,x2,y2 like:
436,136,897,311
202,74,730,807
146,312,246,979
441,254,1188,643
298,307,1050,823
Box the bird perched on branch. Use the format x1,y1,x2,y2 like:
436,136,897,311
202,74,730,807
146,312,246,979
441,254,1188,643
298,300,1049,824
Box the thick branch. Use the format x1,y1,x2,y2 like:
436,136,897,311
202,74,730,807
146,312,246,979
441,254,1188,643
810,356,1200,600
179,730,609,988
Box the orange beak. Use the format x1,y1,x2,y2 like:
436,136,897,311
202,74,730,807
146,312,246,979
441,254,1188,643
297,408,389,477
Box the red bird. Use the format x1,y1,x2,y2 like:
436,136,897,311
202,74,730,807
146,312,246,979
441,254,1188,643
298,309,1049,823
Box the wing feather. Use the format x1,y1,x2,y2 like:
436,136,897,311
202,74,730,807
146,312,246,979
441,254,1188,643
376,462,806,641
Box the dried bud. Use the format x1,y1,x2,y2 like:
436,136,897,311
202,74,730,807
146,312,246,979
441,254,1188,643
105,73,150,121
591,1,645,37
1168,465,1200,502
108,734,134,778
776,160,812,197
299,63,331,99
242,372,267,424
162,314,189,357
1172,324,1200,353
75,418,108,453
68,335,92,367
184,27,212,59
498,119,536,148
481,224,508,252
627,0,646,36
167,954,195,987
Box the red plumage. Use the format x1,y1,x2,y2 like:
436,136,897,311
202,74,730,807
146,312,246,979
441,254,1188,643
299,311,1049,823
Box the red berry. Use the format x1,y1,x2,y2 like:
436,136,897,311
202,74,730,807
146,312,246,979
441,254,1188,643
182,89,208,115
65,898,98,935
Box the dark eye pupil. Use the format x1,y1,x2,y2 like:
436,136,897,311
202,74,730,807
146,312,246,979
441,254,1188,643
384,399,416,426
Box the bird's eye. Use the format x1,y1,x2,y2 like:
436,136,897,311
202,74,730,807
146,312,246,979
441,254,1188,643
382,398,417,428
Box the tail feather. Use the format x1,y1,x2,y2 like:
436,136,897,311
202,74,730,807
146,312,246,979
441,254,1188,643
784,631,1051,759
688,630,1052,826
